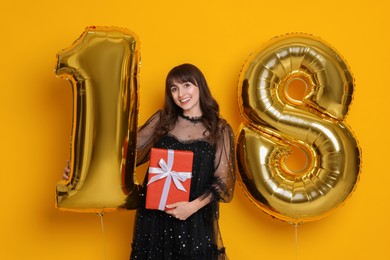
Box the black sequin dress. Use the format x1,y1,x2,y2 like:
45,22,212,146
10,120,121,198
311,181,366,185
129,111,236,260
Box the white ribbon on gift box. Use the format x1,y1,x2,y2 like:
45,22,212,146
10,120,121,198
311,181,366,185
147,149,192,210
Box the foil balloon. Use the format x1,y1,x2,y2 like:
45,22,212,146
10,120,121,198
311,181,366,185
55,26,141,212
236,33,361,223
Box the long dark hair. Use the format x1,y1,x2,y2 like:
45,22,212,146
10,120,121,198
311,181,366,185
155,63,223,144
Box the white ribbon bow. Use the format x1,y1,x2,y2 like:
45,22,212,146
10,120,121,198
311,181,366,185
147,149,192,210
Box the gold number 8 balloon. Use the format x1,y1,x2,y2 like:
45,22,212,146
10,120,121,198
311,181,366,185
236,33,362,223
55,26,141,212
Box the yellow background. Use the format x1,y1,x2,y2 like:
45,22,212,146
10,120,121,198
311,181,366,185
1,0,389,259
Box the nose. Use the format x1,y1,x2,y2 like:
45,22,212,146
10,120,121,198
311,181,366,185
177,86,184,97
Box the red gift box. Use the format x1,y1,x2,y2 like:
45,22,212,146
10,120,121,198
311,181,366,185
145,148,193,211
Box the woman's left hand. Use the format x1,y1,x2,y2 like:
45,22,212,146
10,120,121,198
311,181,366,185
165,201,197,221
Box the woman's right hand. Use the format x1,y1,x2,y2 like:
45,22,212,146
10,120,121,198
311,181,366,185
62,160,70,180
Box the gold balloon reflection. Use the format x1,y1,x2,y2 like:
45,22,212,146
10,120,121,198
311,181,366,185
236,33,361,223
55,26,141,212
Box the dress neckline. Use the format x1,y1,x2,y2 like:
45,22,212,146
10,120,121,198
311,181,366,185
178,113,203,123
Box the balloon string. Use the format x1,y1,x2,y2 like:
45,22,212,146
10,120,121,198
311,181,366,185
97,212,107,260
294,223,299,260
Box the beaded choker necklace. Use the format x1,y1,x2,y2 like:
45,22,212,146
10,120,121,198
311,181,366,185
179,113,203,123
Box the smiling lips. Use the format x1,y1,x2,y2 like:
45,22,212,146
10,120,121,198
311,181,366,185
180,97,191,103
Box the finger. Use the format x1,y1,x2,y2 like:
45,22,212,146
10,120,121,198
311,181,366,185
166,210,179,219
165,204,177,209
165,209,174,215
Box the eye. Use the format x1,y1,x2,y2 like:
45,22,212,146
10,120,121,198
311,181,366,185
184,82,191,88
170,86,177,92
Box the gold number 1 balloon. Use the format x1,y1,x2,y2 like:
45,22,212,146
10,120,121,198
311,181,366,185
55,26,141,212
236,33,362,223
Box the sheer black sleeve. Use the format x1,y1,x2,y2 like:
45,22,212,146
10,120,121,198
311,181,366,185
208,122,236,203
136,110,161,166
120,111,161,209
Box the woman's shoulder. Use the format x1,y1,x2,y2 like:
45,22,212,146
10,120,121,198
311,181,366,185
139,110,162,129
151,109,163,118
145,110,162,122
218,117,233,133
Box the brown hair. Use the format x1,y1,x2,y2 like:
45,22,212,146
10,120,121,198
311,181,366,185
155,63,224,144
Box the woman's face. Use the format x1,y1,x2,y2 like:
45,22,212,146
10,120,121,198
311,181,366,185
170,80,202,116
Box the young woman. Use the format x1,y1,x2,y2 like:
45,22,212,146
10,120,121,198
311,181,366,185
130,63,236,259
